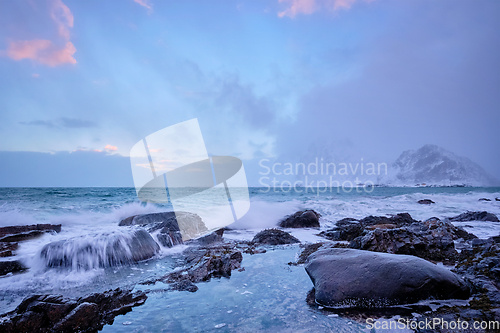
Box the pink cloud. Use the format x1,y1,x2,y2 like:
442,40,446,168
50,0,74,40
278,0,316,18
2,0,77,67
133,0,152,10
105,145,118,151
278,0,370,18
6,40,76,67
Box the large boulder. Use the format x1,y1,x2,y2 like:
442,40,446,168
278,210,320,228
0,288,147,333
40,229,159,270
448,211,499,222
119,211,208,246
305,248,470,308
252,229,300,245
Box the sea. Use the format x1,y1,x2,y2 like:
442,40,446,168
1,187,500,332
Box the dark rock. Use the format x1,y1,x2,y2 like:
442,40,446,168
321,213,476,263
0,224,61,242
170,280,198,292
358,213,416,227
0,242,18,257
496,197,500,202
0,224,62,238
349,218,474,263
157,231,183,248
479,198,492,201
288,243,324,265
418,199,435,204
319,218,363,241
278,210,321,228
119,211,208,246
454,238,500,285
252,229,300,245
305,247,470,308
188,229,224,246
0,260,27,276
150,245,243,288
448,211,499,222
0,288,147,333
52,302,99,332
320,213,419,242
40,229,159,269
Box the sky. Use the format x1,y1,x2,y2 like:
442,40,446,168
0,0,499,186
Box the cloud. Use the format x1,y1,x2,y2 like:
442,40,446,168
59,117,96,128
20,118,97,129
3,0,77,67
133,0,153,10
19,120,56,128
278,0,367,18
104,144,118,151
50,0,74,40
213,76,275,129
6,40,76,67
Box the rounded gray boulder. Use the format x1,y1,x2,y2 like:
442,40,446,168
305,248,470,308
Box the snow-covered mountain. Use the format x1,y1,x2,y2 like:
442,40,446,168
378,144,500,187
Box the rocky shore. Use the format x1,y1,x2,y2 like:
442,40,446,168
0,288,147,333
1,208,499,332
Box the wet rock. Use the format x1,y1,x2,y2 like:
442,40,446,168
187,229,224,246
40,229,159,269
319,218,363,241
288,243,324,266
119,211,208,246
0,242,18,257
320,213,418,241
157,231,183,248
454,237,500,286
478,198,491,202
448,211,499,222
0,288,147,333
278,210,321,228
0,260,27,276
418,199,435,204
252,229,300,245
148,245,243,288
496,197,500,202
0,224,61,242
305,247,470,308
349,217,474,263
170,280,198,292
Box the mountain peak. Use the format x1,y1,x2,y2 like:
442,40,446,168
382,145,499,187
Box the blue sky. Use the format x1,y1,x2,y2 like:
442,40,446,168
0,0,499,186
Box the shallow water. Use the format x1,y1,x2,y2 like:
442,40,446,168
102,246,367,333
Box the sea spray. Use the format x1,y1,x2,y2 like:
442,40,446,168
39,229,159,271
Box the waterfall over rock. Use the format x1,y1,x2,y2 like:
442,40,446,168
39,229,159,270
